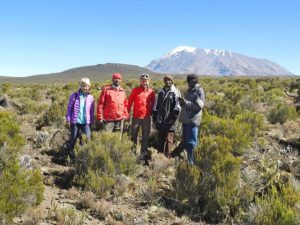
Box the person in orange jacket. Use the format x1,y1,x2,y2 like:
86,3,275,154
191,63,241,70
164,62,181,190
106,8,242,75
127,73,155,163
97,73,129,132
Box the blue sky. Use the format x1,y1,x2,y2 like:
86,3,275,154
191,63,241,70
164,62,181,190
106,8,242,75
0,0,299,76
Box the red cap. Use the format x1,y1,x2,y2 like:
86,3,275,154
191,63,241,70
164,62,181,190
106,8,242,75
112,73,122,80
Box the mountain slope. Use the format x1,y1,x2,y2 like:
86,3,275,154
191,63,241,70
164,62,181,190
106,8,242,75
146,46,294,76
0,63,160,83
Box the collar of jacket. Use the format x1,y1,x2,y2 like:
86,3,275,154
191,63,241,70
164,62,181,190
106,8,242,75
111,84,121,90
107,85,124,91
139,85,149,91
78,89,89,96
160,84,176,93
188,83,200,91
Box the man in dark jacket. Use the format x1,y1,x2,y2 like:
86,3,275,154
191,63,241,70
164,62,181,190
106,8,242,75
153,75,181,157
171,74,205,164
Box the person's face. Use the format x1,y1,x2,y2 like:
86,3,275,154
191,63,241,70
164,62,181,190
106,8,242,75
187,80,197,89
80,83,89,93
112,78,121,87
164,78,173,88
140,78,149,88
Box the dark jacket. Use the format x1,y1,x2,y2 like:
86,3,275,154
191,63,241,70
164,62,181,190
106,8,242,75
179,83,205,126
153,85,181,131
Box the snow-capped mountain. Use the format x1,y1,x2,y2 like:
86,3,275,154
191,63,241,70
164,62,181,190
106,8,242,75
146,46,293,76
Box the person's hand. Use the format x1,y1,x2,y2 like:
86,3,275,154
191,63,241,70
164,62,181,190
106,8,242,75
66,121,71,128
99,120,106,129
125,116,130,122
178,97,186,106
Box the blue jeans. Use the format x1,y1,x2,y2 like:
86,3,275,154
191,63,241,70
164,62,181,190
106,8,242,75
182,124,198,164
70,123,91,156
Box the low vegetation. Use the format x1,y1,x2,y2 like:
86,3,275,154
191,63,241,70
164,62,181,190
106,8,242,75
0,76,299,224
74,132,137,197
0,112,44,224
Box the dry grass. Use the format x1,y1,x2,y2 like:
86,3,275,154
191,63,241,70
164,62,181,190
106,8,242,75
65,187,80,200
279,119,300,139
92,199,111,220
22,208,44,225
78,191,96,209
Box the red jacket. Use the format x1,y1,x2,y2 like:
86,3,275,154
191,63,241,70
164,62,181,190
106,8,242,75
127,86,155,119
97,85,129,121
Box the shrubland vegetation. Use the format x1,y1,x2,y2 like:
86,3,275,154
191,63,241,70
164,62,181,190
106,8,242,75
0,111,44,224
0,76,300,224
74,132,137,197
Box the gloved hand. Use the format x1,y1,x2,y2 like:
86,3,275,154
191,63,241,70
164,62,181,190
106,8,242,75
96,120,106,130
100,120,106,129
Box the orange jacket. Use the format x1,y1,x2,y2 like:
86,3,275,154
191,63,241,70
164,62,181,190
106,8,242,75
97,85,129,121
127,86,155,119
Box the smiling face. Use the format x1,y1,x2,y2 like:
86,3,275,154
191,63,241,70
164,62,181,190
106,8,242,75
112,78,121,87
140,78,149,88
164,78,173,88
80,83,90,93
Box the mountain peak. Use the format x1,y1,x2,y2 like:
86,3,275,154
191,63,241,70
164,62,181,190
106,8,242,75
167,46,197,56
147,46,293,76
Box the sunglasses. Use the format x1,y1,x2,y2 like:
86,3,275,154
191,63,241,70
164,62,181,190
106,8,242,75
140,74,150,79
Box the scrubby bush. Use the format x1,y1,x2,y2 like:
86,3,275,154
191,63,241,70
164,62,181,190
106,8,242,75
267,103,297,124
236,111,266,137
0,156,44,223
19,99,49,115
174,136,242,222
201,112,252,155
0,112,25,147
250,183,300,225
0,112,44,223
74,132,137,197
36,98,67,129
224,87,246,105
206,94,242,118
0,83,11,94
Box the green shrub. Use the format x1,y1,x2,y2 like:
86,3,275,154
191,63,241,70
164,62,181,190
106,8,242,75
174,136,242,222
253,183,300,225
0,83,11,94
206,94,242,118
201,112,252,155
74,132,137,197
0,112,25,148
0,112,44,223
0,157,44,223
224,87,246,105
19,99,49,115
236,111,266,137
36,98,67,129
267,103,297,124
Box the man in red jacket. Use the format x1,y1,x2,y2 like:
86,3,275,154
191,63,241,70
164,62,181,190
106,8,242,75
127,73,155,163
97,73,129,132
